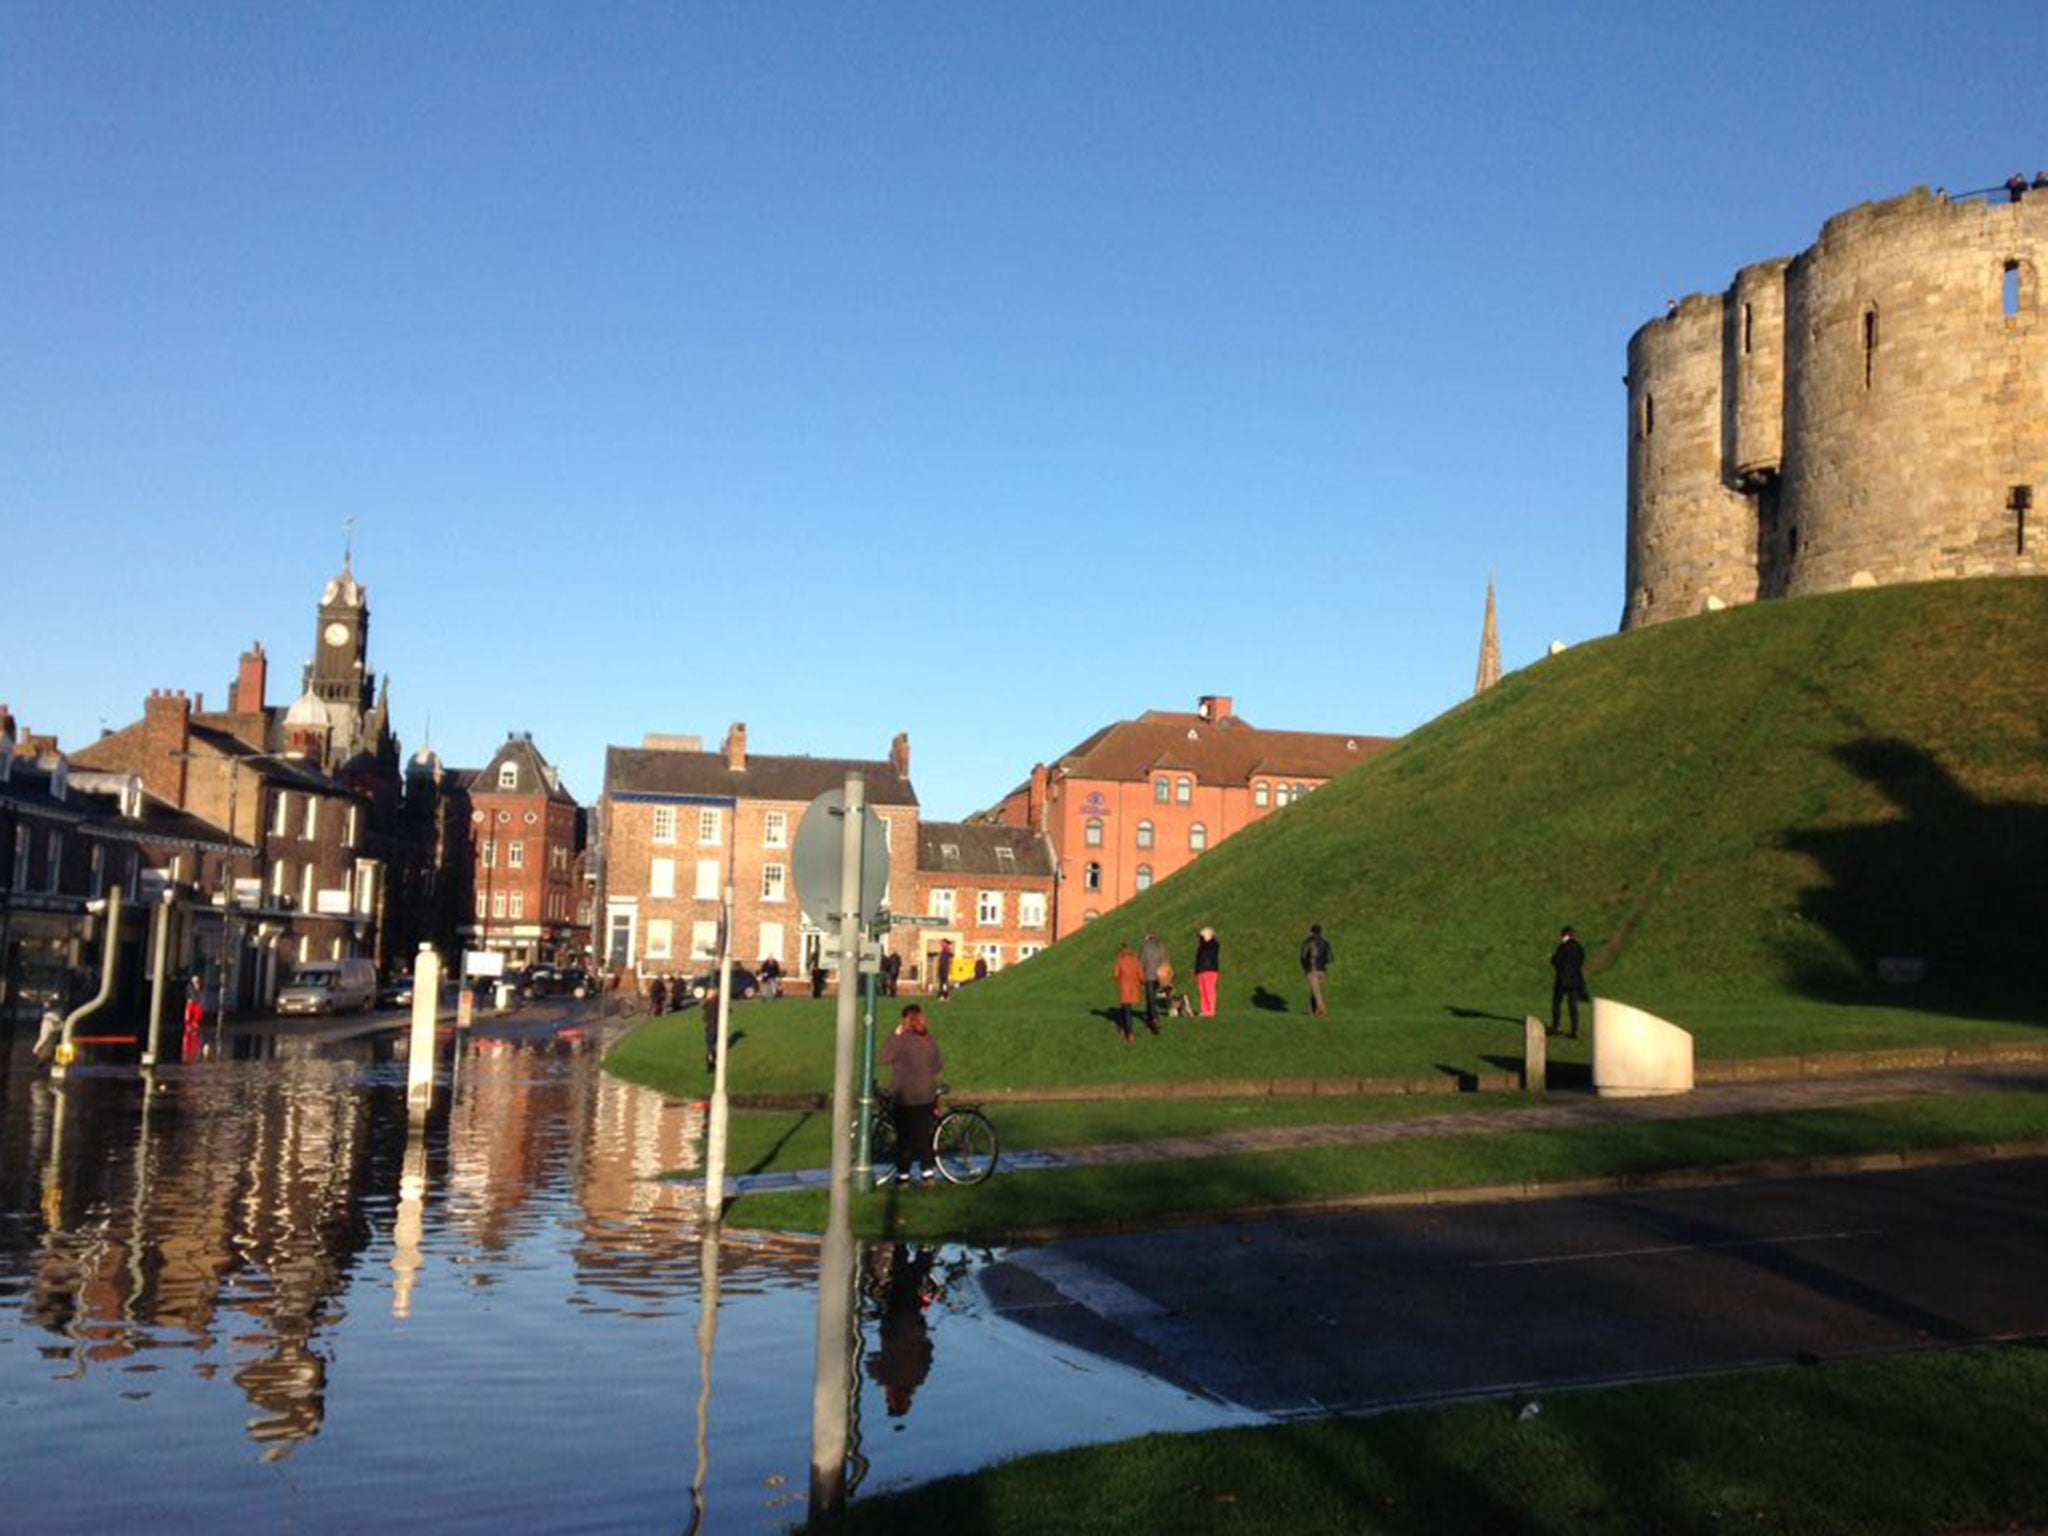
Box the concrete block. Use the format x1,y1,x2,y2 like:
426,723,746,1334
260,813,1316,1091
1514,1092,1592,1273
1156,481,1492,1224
1523,1014,1548,1094
1591,997,1694,1097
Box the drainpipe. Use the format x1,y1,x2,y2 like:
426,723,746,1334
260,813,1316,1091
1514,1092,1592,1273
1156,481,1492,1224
51,885,123,1080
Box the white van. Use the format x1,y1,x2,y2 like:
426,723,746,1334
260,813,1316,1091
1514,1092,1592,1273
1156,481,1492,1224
276,957,378,1016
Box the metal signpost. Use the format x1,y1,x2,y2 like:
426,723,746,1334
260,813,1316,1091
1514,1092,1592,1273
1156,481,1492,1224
795,774,888,1523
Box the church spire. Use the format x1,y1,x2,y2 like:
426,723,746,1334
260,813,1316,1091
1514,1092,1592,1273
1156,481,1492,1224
1475,573,1502,695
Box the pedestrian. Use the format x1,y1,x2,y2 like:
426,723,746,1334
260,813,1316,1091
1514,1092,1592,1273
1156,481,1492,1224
183,974,207,1033
701,979,724,1072
759,956,782,999
811,961,828,999
934,939,955,1001
1139,929,1168,1028
1550,925,1589,1039
877,1004,943,1186
649,974,667,1016
882,949,902,997
1112,942,1149,1042
1299,923,1332,1016
1194,926,1221,1017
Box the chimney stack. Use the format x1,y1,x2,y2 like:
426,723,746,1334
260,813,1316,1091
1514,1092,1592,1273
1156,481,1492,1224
1028,762,1048,829
724,722,748,771
890,731,911,780
142,689,193,806
236,642,269,714
1198,695,1235,723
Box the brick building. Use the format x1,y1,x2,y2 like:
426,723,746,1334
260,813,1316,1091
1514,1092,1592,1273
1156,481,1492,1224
988,696,1393,939
455,733,587,969
597,725,918,988
911,821,1058,987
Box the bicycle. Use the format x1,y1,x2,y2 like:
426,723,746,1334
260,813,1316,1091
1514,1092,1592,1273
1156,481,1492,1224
868,1083,999,1185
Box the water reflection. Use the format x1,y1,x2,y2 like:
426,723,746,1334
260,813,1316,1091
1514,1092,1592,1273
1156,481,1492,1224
0,1017,1248,1533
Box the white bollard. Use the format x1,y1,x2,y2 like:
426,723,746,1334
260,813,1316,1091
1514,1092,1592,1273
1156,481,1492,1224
1591,997,1694,1097
408,945,443,1108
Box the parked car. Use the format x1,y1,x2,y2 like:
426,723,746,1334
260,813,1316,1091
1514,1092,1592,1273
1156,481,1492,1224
521,965,593,1000
686,965,759,1002
379,972,458,1009
277,958,379,1016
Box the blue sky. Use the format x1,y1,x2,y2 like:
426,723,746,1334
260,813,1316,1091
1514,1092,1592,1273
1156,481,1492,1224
5,3,2042,819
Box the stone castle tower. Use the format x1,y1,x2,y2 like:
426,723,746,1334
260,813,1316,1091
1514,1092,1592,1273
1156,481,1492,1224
1623,186,2046,628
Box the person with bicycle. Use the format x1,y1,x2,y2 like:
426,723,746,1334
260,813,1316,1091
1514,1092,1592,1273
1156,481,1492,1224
878,1003,944,1187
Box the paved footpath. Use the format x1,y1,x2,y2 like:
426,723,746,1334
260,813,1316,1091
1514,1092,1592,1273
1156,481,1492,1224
726,1059,2048,1196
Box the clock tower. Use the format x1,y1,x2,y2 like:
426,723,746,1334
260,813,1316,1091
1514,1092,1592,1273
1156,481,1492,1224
302,557,378,760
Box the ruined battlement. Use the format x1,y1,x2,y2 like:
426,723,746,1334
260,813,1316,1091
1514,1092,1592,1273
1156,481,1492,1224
1623,186,2047,628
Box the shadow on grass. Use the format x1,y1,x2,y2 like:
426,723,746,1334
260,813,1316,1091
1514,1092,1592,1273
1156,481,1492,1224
747,1108,818,1175
1781,728,2048,1023
1251,987,1289,1013
1447,1004,1523,1024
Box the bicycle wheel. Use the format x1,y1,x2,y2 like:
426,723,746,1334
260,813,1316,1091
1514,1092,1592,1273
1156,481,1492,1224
932,1109,998,1185
868,1110,899,1169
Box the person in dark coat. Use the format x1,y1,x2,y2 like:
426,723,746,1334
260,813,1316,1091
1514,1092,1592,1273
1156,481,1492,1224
1194,927,1221,1017
701,980,724,1072
1299,923,1333,1016
933,939,955,1001
877,1004,944,1185
1139,930,1168,1027
881,949,902,997
648,974,667,1016
1550,926,1589,1038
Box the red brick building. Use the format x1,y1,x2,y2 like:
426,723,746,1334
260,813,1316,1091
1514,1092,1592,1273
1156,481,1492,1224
597,725,919,988
455,734,587,969
989,695,1394,939
911,822,1058,987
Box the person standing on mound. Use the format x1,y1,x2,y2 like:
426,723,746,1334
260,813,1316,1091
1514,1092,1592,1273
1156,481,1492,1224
1193,926,1221,1017
1112,942,1149,1042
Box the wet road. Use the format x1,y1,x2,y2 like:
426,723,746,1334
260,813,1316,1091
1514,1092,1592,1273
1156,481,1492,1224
989,1155,2048,1415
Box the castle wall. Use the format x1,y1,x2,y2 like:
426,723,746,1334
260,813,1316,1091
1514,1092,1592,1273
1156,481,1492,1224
1782,190,2047,595
1623,187,2048,628
1624,295,1759,629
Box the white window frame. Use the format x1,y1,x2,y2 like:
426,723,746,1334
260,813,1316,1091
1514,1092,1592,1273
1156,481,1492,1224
977,889,1003,926
651,805,677,845
508,841,525,870
649,857,675,898
493,890,508,918
1190,823,1208,852
1175,776,1192,804
1136,819,1154,849
698,807,722,845
498,762,518,790
644,918,674,961
1084,818,1104,847
761,862,787,902
695,859,720,900
509,890,525,920
976,942,1003,972
272,791,290,836
690,920,719,960
928,887,955,922
763,810,788,848
758,920,785,964
1135,864,1154,891
1084,861,1102,891
1019,891,1046,928
303,797,319,839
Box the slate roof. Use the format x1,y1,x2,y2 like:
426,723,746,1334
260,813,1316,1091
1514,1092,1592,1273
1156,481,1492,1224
603,746,919,808
917,821,1055,878
462,733,580,804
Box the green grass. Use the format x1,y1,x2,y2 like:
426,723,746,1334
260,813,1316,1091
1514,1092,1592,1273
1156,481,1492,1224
725,1091,2048,1240
805,1344,2048,1535
704,1092,1542,1178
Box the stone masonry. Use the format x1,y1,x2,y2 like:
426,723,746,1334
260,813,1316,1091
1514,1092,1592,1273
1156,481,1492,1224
1625,186,2047,628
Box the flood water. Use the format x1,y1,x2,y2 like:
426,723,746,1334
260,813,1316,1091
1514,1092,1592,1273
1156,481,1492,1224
0,1009,1247,1533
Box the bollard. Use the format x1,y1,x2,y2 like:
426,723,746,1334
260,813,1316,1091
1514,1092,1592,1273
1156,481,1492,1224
1523,1014,1549,1094
408,945,443,1108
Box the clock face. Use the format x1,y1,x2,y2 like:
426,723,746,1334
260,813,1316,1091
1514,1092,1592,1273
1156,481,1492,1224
324,621,350,647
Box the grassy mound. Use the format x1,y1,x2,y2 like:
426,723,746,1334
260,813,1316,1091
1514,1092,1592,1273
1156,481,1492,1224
993,578,2048,1023
606,580,2048,1102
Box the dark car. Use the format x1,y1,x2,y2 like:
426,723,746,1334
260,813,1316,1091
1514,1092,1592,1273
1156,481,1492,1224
522,965,593,1000
686,965,758,1002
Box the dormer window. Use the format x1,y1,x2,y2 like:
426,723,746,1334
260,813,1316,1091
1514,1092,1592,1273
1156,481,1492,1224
498,762,519,791
1175,776,1193,804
